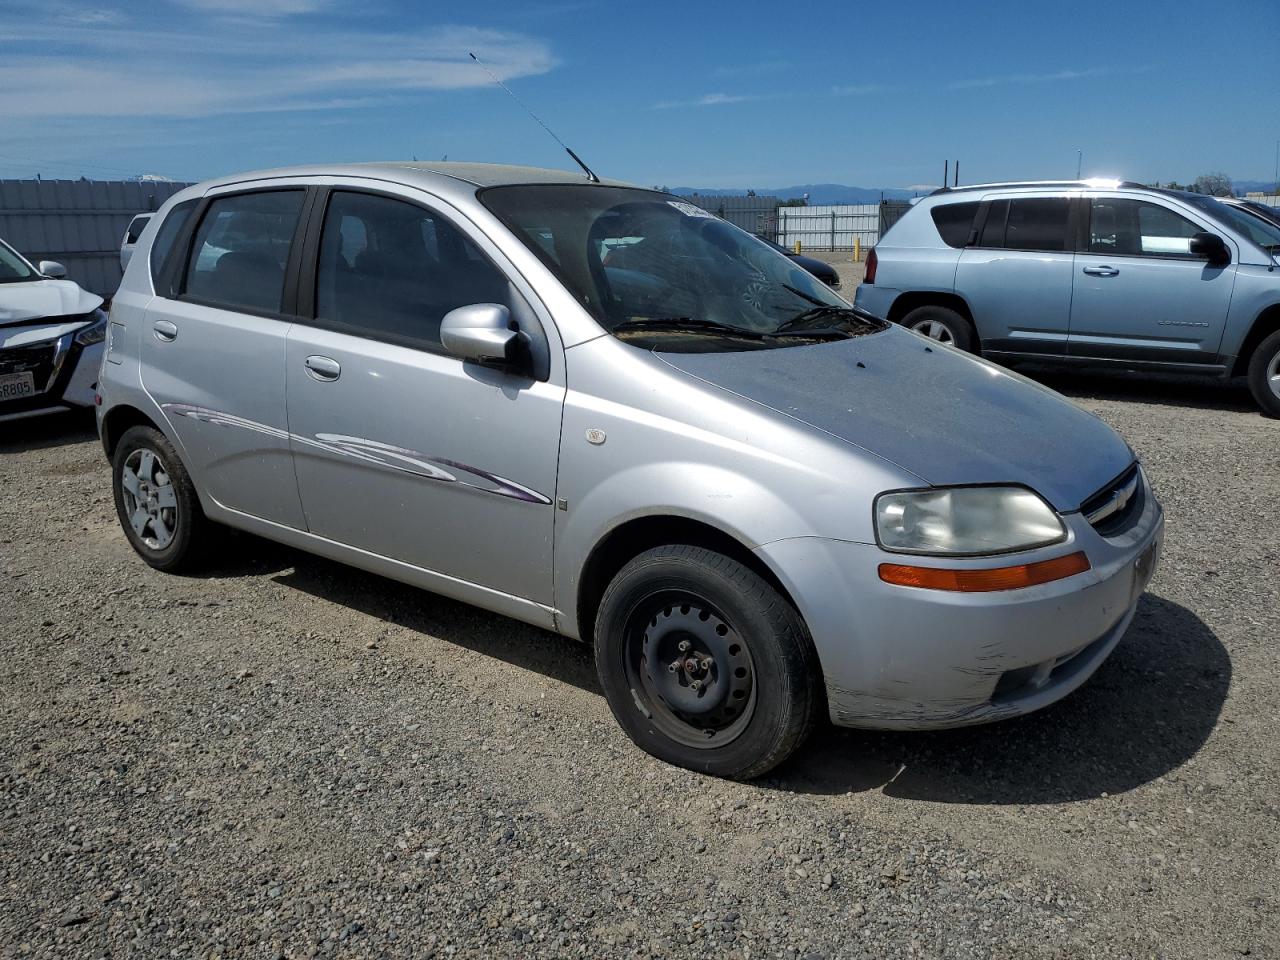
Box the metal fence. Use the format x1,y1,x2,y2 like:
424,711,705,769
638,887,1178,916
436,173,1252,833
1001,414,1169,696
683,194,781,238
0,179,194,297
777,204,879,252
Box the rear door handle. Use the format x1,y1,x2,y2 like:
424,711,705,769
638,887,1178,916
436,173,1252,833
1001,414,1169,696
1082,265,1119,277
304,355,341,382
152,320,178,342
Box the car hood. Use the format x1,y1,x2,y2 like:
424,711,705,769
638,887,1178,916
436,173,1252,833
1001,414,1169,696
791,254,837,277
655,326,1134,511
0,278,102,326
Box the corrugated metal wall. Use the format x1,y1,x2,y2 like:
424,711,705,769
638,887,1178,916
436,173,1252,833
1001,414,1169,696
683,194,781,237
0,179,194,298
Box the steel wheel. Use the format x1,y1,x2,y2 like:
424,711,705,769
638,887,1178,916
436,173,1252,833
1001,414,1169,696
910,317,956,344
119,447,178,551
625,594,758,749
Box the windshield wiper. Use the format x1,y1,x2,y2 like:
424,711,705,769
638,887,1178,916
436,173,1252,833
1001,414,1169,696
774,305,865,332
611,317,765,340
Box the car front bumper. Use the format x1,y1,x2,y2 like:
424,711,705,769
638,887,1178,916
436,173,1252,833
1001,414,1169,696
0,335,101,422
756,475,1163,730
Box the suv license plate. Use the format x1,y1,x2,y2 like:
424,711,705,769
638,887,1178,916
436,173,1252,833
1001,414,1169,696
0,371,36,401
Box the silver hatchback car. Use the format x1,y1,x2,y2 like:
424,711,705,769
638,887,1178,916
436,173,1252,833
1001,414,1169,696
98,163,1163,779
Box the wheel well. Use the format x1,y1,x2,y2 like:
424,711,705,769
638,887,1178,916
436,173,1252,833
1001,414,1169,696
101,405,160,460
1232,305,1280,377
574,515,798,646
886,292,979,350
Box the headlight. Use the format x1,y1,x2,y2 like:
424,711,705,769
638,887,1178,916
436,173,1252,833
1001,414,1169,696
875,486,1066,556
73,308,109,346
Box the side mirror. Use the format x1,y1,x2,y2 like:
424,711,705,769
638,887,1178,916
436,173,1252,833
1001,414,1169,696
440,303,525,369
1188,232,1230,266
38,260,67,279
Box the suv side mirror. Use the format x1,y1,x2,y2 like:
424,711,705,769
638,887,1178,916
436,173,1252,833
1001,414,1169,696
38,260,67,279
1188,232,1230,266
440,303,527,370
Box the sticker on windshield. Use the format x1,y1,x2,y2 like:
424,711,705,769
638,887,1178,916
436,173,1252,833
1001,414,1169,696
667,200,716,219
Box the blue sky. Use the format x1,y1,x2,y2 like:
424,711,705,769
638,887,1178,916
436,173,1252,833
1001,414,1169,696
2,0,1278,190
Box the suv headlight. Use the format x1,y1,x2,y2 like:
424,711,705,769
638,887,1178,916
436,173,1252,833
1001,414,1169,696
875,486,1066,556
73,308,109,346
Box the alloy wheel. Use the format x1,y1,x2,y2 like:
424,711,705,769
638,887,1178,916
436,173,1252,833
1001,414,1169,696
120,448,178,550
910,318,956,344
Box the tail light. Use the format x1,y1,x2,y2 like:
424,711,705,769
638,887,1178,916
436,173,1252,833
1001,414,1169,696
863,247,877,284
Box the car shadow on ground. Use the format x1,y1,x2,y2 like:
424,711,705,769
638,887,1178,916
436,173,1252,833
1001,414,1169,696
267,552,601,694
204,540,1226,805
0,409,98,452
1013,364,1258,413
768,594,1230,803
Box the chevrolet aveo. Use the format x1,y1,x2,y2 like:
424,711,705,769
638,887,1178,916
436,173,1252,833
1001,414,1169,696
97,163,1163,779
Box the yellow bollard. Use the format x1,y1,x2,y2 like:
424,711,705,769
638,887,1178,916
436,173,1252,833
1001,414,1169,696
793,240,801,255
854,237,861,262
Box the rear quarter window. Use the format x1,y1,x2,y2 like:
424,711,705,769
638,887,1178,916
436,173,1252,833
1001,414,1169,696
149,200,198,288
930,202,980,248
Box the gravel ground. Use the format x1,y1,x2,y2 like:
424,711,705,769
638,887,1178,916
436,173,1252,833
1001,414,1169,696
2,370,1278,960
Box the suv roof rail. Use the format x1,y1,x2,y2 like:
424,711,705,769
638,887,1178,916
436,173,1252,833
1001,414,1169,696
929,179,1146,197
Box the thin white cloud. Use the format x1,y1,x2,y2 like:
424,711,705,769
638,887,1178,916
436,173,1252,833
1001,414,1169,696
0,21,557,118
950,65,1150,90
175,0,327,14
713,60,789,78
651,92,766,110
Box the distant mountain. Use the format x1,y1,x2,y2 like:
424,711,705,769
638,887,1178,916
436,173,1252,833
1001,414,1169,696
670,183,925,204
1233,179,1279,195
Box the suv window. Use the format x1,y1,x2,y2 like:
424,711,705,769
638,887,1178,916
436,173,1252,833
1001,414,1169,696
1003,198,1070,251
149,199,197,287
314,191,510,350
930,202,979,248
184,190,304,313
1089,198,1200,257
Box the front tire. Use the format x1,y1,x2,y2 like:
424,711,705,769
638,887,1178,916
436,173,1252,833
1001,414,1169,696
1246,328,1280,418
901,304,975,352
111,425,211,573
594,545,821,780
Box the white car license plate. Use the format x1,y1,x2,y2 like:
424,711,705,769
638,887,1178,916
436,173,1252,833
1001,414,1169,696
0,371,37,401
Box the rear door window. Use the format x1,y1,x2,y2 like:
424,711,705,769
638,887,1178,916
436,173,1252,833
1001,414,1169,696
930,202,979,248
183,190,304,314
1003,198,1071,251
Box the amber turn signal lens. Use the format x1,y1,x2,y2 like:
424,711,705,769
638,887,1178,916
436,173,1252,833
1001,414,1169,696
878,551,1091,592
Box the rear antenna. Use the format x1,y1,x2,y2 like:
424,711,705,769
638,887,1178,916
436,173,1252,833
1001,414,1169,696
468,51,599,183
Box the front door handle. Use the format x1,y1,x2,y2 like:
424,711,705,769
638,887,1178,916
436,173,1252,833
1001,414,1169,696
1082,265,1120,277
304,355,341,382
152,320,178,342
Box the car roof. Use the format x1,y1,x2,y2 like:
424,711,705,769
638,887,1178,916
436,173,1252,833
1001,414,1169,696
196,161,638,194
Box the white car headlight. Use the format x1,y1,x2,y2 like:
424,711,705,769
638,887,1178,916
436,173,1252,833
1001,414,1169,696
875,486,1066,556
73,308,109,346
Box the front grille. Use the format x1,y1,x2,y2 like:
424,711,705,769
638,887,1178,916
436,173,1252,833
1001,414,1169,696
1080,464,1142,536
0,339,59,390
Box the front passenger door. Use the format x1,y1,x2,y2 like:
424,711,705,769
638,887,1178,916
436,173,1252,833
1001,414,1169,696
1068,196,1236,365
285,187,566,607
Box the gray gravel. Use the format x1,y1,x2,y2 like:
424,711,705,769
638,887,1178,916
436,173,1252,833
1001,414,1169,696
2,372,1278,959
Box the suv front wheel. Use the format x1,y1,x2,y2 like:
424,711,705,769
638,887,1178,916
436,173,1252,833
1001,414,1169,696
1247,328,1280,418
901,304,975,352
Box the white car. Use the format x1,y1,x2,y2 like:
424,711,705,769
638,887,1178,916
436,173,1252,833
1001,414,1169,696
0,237,107,422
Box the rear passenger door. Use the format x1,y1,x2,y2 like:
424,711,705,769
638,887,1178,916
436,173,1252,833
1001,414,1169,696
142,185,310,528
284,185,565,607
953,194,1076,357
1068,195,1236,365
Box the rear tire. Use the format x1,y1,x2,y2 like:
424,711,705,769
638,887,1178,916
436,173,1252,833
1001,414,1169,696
1246,328,1280,418
594,545,821,780
901,304,975,352
112,425,211,573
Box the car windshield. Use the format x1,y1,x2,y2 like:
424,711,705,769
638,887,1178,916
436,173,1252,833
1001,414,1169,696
1184,195,1280,251
0,239,37,283
480,184,877,351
